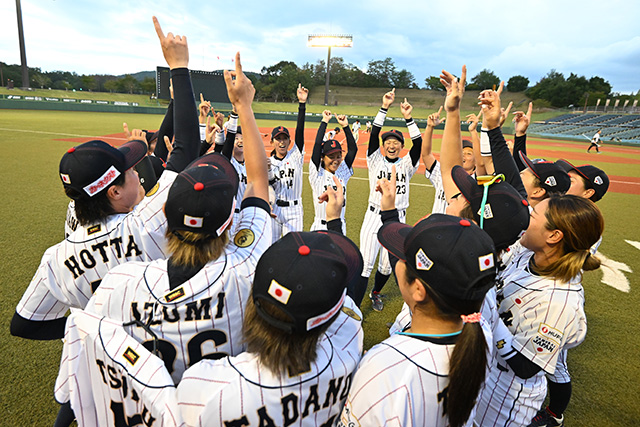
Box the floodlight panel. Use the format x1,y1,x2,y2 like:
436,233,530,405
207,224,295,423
307,35,353,48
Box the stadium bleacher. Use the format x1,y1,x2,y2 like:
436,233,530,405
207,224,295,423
530,112,640,144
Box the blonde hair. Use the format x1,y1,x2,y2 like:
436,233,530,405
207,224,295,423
533,195,604,282
243,297,329,377
165,229,228,267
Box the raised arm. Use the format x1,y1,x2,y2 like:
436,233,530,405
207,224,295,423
152,16,199,173
421,106,443,171
312,110,331,169
466,110,487,175
512,102,533,171
154,98,174,162
225,53,268,203
336,114,357,169
368,88,395,156
439,65,467,200
401,98,422,166
220,112,238,159
479,83,527,199
294,83,308,152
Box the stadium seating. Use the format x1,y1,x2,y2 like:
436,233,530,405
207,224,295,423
530,113,640,144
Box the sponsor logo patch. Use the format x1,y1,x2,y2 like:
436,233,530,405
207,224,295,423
165,287,185,303
478,203,494,219
594,176,603,185
123,347,139,366
538,323,563,345
307,291,345,331
234,229,255,248
83,166,121,197
268,280,292,305
544,176,557,187
478,253,494,271
415,248,433,271
87,224,102,236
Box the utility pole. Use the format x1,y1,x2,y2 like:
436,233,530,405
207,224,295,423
15,0,30,89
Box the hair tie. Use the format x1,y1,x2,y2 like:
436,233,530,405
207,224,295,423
461,312,482,324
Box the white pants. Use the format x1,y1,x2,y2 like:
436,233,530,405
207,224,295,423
359,207,406,277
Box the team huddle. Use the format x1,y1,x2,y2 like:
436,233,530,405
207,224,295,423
11,18,611,427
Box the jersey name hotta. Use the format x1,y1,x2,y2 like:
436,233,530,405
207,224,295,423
222,373,353,427
63,234,142,280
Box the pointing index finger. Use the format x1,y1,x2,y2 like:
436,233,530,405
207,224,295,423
526,101,533,119
152,16,165,41
234,52,242,75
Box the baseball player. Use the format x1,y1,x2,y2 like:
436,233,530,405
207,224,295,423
309,110,357,234
269,84,308,242
358,88,422,310
323,126,342,141
86,54,272,384
351,119,361,142
54,310,183,427
474,195,604,427
340,211,497,427
177,230,364,427
421,106,448,214
10,17,200,341
587,129,602,153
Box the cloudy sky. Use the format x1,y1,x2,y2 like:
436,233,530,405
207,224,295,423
2,0,639,93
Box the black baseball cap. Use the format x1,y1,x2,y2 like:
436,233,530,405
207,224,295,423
381,129,405,144
252,231,363,334
165,153,239,238
519,152,571,194
556,159,609,202
452,165,530,250
59,139,147,199
378,214,496,301
322,139,342,156
271,126,290,139
235,125,242,135
462,139,473,150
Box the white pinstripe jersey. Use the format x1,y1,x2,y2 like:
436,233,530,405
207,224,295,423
475,249,586,427
271,145,304,202
366,149,418,211
425,160,448,214
229,157,247,235
339,333,474,427
308,162,353,232
55,311,184,427
86,206,272,384
177,297,363,427
17,171,177,321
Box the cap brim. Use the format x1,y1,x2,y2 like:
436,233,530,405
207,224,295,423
317,231,364,295
186,153,240,193
556,159,591,183
119,139,148,170
518,151,539,179
378,222,412,262
451,165,480,204
272,131,289,139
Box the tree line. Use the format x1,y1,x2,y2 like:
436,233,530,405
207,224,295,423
3,59,634,108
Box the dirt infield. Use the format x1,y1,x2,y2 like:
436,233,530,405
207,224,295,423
57,128,640,195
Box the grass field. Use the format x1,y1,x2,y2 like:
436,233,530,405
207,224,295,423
1,109,639,426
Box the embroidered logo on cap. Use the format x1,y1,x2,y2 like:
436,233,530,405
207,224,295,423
478,203,494,219
478,253,494,271
83,166,121,197
594,176,603,185
415,248,433,271
544,176,557,187
184,215,203,228
268,280,292,305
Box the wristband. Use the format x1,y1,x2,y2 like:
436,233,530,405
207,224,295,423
373,108,388,127
480,128,491,157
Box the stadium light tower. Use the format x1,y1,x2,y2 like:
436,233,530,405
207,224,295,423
308,34,352,105
15,0,29,89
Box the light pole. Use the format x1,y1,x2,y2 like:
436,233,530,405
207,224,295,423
15,0,29,89
308,34,352,106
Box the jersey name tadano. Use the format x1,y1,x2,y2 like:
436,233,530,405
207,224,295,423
223,373,353,427
64,235,142,279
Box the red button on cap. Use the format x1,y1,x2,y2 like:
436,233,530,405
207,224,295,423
459,219,471,227
194,182,204,191
67,147,76,153
298,245,310,256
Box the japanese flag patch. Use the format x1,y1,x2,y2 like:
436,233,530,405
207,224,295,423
184,215,203,228
268,280,292,305
544,176,557,187
415,248,433,271
60,173,71,184
478,253,494,271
